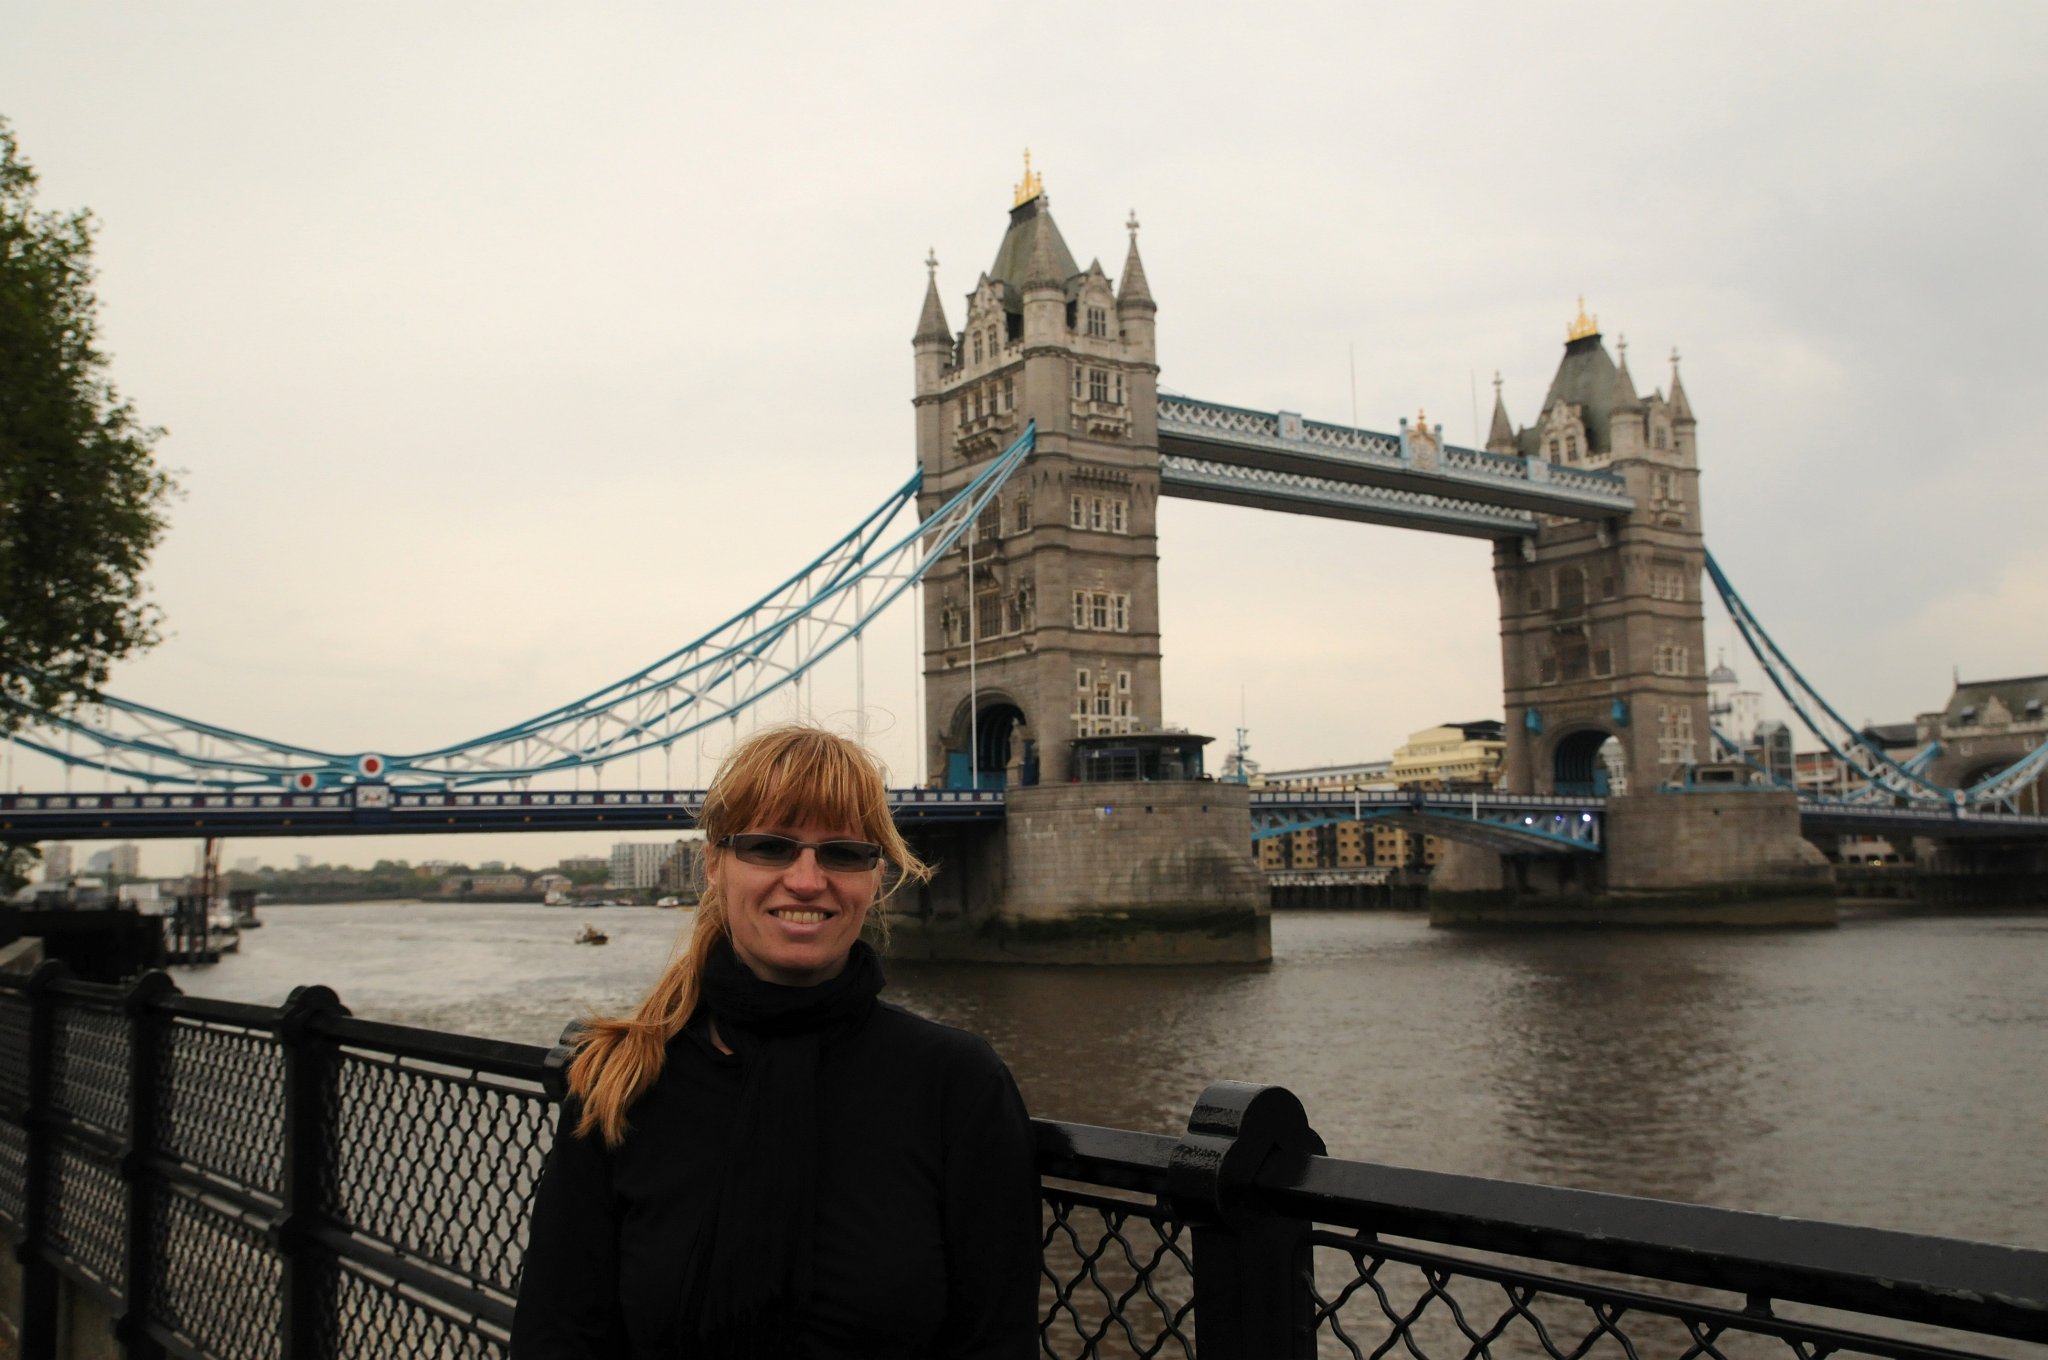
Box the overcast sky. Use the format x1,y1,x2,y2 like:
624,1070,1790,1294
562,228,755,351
6,2,2044,875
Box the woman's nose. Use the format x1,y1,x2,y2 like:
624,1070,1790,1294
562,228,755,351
783,847,828,889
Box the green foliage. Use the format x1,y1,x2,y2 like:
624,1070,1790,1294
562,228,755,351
0,841,39,896
0,117,178,735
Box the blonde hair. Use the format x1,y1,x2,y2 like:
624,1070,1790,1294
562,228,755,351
567,724,931,1146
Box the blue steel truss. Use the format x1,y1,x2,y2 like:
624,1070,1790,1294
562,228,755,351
8,427,1038,790
1705,550,2048,809
1249,790,1605,856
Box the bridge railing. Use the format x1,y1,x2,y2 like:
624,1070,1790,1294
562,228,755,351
0,962,2042,1360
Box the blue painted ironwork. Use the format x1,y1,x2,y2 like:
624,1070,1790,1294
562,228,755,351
6,427,1038,790
1705,550,2048,809
1250,790,1605,855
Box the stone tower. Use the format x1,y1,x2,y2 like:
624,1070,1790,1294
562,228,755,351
1489,307,1710,796
912,164,1162,788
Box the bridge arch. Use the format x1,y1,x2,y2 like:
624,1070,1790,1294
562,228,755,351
1550,726,1624,796
942,690,1033,789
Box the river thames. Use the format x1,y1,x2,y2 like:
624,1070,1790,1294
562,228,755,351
174,901,2048,1251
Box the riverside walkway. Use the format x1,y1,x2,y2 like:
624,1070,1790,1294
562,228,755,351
1,961,2042,1359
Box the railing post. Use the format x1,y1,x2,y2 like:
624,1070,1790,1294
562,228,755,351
274,984,349,1360
1166,1081,1326,1360
14,960,66,1360
115,971,176,1360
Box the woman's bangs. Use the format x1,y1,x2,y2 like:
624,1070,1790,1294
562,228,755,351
728,735,889,844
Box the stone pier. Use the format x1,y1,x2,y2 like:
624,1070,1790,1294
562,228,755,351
888,782,1271,963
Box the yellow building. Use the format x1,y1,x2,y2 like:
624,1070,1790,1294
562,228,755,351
1390,721,1507,790
1257,820,1438,871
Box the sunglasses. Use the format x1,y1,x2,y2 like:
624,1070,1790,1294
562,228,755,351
718,833,885,874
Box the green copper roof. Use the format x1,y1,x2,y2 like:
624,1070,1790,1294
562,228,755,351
988,196,1080,311
1518,333,1623,457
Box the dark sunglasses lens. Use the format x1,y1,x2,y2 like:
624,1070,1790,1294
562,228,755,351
730,834,800,866
816,841,882,872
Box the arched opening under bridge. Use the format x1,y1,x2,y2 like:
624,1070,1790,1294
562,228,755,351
1553,729,1624,796
944,698,1031,790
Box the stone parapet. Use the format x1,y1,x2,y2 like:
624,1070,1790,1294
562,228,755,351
886,781,1271,963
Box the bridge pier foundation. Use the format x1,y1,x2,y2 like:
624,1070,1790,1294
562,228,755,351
887,782,1271,963
1429,790,1836,927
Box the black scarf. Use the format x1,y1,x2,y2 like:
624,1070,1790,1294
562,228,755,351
681,937,885,1359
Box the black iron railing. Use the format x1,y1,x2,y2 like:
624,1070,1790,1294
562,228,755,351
0,961,2042,1360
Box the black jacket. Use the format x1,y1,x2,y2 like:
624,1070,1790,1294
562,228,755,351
511,1002,1041,1359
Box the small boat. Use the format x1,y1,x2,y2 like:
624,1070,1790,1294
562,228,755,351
575,924,609,945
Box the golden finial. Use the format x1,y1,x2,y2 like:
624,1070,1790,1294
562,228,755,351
1013,149,1044,207
1567,296,1599,342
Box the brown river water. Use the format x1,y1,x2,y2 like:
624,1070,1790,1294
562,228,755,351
175,901,2048,1250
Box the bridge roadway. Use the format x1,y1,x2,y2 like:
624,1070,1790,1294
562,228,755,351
5,786,2044,848
1158,395,1637,535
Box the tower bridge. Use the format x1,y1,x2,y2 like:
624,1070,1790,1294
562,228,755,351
8,165,2046,956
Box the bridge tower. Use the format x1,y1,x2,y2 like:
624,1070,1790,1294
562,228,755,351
1489,309,1710,796
913,164,1162,788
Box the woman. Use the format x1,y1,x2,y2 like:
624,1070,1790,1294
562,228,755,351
512,725,1042,1359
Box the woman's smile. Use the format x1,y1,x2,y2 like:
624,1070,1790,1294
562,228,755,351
715,818,879,985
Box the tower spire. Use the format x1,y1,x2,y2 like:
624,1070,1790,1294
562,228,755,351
1013,148,1043,207
1669,345,1694,422
913,248,952,346
1117,209,1154,311
1486,371,1516,452
1567,296,1599,342
1611,332,1640,408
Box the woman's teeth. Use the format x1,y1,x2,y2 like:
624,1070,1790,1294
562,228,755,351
773,909,827,925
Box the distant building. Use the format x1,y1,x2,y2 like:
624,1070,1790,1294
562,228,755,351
1255,759,1395,792
1917,674,2048,814
610,842,670,890
39,844,71,883
659,840,704,894
1754,720,1795,786
1390,721,1506,790
558,856,608,878
1256,822,1439,872
85,844,141,879
442,872,529,897
1707,655,1763,754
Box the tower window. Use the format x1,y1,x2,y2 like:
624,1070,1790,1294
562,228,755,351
1087,306,1108,338
1003,377,1015,409
1089,369,1110,403
1012,493,1030,532
1070,495,1085,529
972,334,983,364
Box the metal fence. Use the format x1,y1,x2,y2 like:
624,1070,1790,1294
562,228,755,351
1,961,2043,1360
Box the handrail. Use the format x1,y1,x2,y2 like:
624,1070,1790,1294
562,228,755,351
0,964,2041,1360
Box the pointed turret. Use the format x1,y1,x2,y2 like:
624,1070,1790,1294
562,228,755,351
1485,373,1517,454
1023,210,1067,293
1116,210,1156,362
912,250,953,395
1611,335,1641,410
1669,347,1695,423
913,251,952,347
1117,211,1155,312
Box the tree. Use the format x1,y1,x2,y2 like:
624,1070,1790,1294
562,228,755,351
0,841,38,896
0,117,178,736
